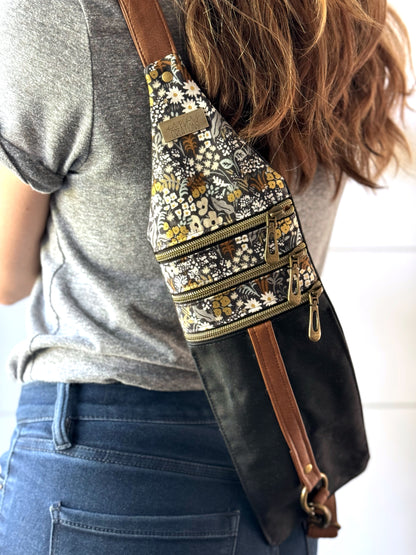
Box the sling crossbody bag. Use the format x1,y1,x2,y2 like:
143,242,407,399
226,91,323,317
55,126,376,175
118,0,370,545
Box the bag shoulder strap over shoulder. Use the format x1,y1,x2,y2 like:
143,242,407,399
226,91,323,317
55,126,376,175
117,0,325,495
117,0,342,541
118,0,176,67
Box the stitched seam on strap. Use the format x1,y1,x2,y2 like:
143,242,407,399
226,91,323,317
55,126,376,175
250,324,319,490
263,324,314,478
119,0,148,66
251,326,303,465
153,0,177,56
262,323,318,490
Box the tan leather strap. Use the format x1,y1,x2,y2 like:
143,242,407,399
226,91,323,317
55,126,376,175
118,0,176,67
248,321,322,492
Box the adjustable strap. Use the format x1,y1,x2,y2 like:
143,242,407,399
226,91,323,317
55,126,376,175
118,0,340,539
118,0,176,67
248,322,322,490
248,321,340,537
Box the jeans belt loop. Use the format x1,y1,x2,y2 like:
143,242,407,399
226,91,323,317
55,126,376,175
52,383,72,451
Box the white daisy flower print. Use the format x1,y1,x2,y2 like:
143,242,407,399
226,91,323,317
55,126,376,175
182,100,197,113
167,87,184,103
244,298,262,313
184,80,200,96
260,291,277,307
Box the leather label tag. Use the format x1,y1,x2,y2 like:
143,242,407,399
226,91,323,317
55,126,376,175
159,108,209,143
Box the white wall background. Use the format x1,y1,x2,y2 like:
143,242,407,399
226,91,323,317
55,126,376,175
1,2,415,553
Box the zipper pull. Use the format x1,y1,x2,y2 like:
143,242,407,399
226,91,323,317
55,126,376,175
264,207,281,264
288,248,303,305
308,285,323,342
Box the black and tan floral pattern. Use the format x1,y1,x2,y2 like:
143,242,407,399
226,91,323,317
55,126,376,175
146,54,290,252
175,257,316,335
160,212,302,295
145,53,319,337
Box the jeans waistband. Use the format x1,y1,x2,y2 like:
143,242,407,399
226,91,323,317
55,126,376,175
16,382,216,426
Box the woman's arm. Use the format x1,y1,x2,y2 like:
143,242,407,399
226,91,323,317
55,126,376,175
0,165,50,305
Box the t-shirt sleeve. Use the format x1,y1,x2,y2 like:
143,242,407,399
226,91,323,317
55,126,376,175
0,0,93,193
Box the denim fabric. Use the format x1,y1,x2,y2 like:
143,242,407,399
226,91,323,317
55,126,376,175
0,382,318,554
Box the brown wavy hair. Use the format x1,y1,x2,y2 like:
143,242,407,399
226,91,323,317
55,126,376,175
175,0,412,191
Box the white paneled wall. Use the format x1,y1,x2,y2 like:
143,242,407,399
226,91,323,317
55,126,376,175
320,3,416,549
0,1,415,553
318,168,416,555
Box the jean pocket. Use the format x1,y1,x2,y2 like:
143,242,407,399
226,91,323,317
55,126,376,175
49,502,240,555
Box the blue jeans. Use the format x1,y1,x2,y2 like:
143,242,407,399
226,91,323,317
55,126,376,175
0,382,318,554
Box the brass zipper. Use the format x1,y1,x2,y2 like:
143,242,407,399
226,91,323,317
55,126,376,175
264,204,286,263
155,198,294,263
288,248,303,305
308,284,323,342
172,243,307,304
184,281,323,343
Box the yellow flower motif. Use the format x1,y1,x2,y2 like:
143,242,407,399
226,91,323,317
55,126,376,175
149,69,158,79
279,217,292,235
280,223,290,234
212,294,232,317
234,189,242,199
265,170,284,190
271,170,282,180
152,180,162,195
164,222,190,244
227,193,235,203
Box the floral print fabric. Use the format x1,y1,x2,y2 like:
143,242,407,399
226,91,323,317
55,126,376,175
160,212,302,295
145,53,319,338
146,54,290,252
176,254,316,337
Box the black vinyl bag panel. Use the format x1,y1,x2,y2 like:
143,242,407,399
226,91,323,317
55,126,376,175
190,291,369,546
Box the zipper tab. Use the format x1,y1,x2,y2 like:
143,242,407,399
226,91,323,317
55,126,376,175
264,207,281,264
288,247,303,305
156,198,293,264
308,285,323,342
263,203,294,264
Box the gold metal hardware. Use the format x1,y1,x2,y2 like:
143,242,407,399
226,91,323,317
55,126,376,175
183,281,322,342
304,464,313,474
264,203,296,264
161,71,173,82
172,244,306,304
300,473,332,529
288,246,304,305
264,208,280,263
308,284,323,342
155,199,294,263
159,108,209,143
308,503,333,529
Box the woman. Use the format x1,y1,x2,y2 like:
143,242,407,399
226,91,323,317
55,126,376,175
0,0,410,553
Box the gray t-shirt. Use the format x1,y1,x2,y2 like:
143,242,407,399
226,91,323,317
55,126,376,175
0,0,342,390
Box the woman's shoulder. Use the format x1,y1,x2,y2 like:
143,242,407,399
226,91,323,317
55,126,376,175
0,0,93,193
